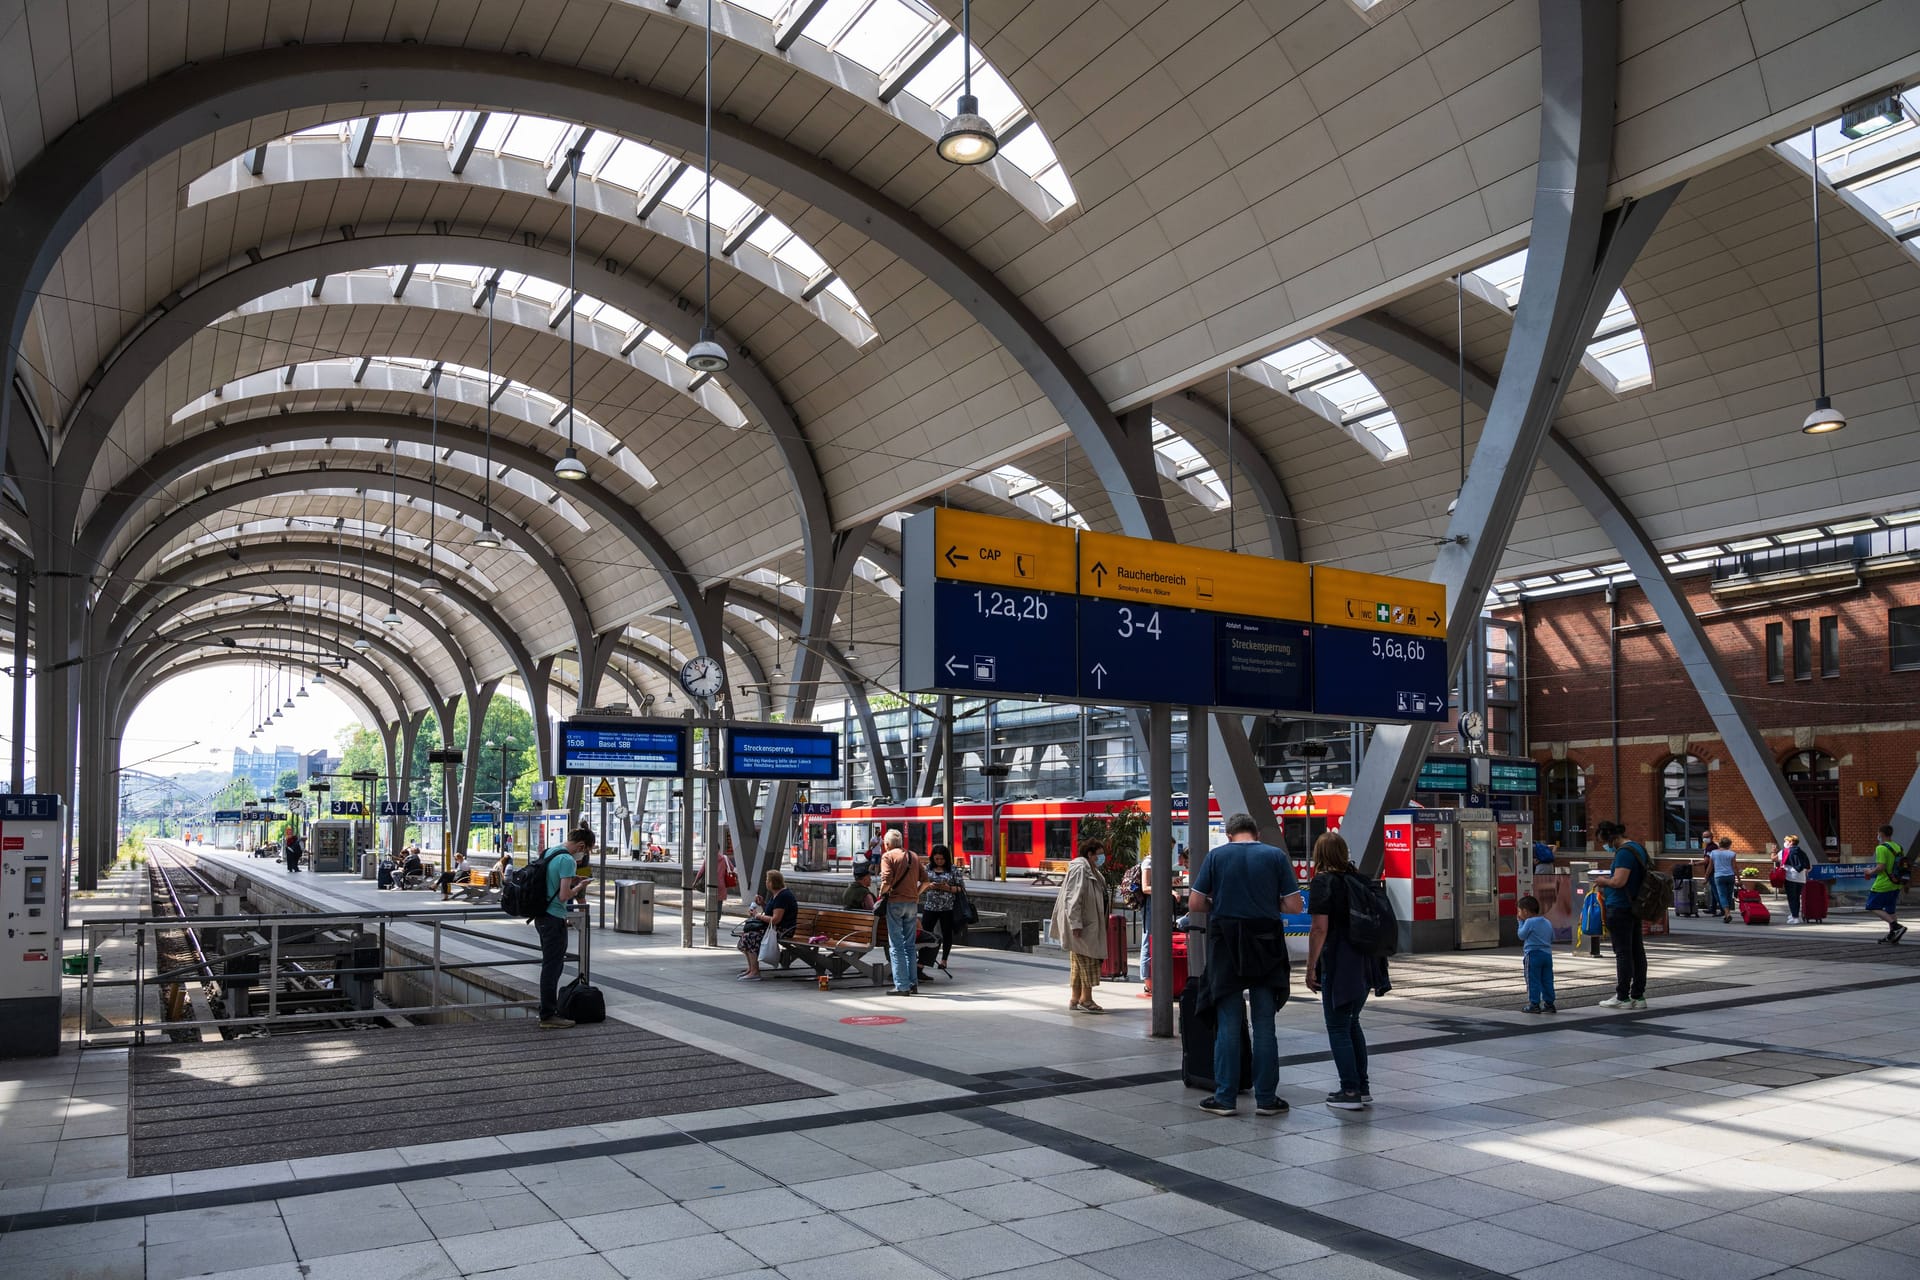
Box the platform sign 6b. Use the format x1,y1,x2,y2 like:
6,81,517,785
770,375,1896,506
1310,566,1448,722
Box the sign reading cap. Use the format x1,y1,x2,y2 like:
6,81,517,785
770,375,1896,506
931,508,1076,594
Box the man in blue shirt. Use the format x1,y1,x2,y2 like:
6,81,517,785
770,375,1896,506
535,827,593,1029
1188,813,1303,1117
1590,820,1650,1010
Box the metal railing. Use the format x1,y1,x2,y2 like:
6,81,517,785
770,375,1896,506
76,906,591,1049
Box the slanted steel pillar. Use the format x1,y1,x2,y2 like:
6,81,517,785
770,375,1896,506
1186,706,1210,871
1340,0,1661,875
9,556,26,792
452,682,498,859
1148,703,1174,1038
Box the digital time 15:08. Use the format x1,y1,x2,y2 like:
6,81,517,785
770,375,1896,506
1370,635,1428,662
973,590,1050,621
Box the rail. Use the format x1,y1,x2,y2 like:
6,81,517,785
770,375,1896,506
78,901,592,1049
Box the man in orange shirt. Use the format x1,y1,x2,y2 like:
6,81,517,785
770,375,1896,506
877,830,928,995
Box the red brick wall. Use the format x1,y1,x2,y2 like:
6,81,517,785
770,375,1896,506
1504,574,1920,858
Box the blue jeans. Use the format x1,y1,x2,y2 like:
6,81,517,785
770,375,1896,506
1211,986,1279,1109
1322,992,1369,1095
885,902,919,991
1525,951,1555,1007
1714,874,1737,916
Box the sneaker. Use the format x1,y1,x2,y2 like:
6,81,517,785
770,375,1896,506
1325,1090,1367,1111
1597,996,1632,1009
885,988,909,996
1543,1004,1557,1014
1892,924,1909,945
1198,1098,1237,1117
537,1017,575,1030
1787,916,1801,924
1630,998,1648,1009
1254,1099,1289,1116
1359,1090,1373,1103
1521,1004,1542,1014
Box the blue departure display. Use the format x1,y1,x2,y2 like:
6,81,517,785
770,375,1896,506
1214,615,1312,713
1077,598,1214,705
729,727,840,780
905,578,1079,699
558,721,688,777
1311,624,1449,722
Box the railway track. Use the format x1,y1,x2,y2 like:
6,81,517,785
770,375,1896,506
145,844,225,1041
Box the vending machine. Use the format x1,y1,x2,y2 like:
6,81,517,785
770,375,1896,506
306,820,356,873
1382,808,1455,954
1,794,65,1057
1494,809,1536,947
1454,807,1500,949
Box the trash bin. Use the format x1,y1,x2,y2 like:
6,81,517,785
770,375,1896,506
360,853,376,880
969,854,994,881
615,880,654,934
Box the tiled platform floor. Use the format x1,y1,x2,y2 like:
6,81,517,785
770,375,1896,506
4,852,1917,1280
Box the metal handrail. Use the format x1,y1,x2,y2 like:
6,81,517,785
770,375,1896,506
78,904,591,1048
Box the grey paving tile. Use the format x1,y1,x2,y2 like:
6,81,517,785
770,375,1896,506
1177,1219,1330,1269
900,1223,1063,1279
1485,1202,1651,1251
1674,1211,1851,1266
1403,1219,1583,1273
892,1157,1020,1194
1304,1153,1441,1192
790,1170,920,1210
686,1186,821,1231
0,1216,148,1261
1312,1189,1462,1237
570,1202,712,1252
1031,1168,1161,1206
603,1230,764,1280
851,1195,992,1241
215,1240,459,1280
1560,1185,1721,1230
950,1180,1085,1223
397,1169,526,1209
1078,1234,1254,1280
1226,1167,1371,1208
38,1248,155,1280
286,1207,435,1259
968,1261,1113,1280
462,1258,623,1280
1264,1257,1412,1280
1595,1232,1780,1280
1113,1192,1242,1236
417,1192,558,1239
776,1245,947,1280
439,1220,590,1275
1796,1241,1918,1280
147,1223,297,1280
978,1147,1096,1179
729,1212,877,1265
1006,1206,1162,1253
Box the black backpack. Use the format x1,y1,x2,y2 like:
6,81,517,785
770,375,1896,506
501,849,564,921
1623,842,1674,922
1880,841,1912,885
1786,844,1812,873
1339,872,1399,958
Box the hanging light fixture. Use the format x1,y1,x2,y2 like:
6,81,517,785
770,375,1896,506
555,141,593,480
353,483,373,649
384,436,406,625
475,278,507,545
937,1,998,165
1803,125,1846,435
685,0,730,373
422,367,444,594
1448,274,1466,514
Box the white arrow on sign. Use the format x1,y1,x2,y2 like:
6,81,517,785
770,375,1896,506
944,655,965,676
1089,662,1108,690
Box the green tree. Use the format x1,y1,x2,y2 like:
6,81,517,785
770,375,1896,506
275,769,300,796
337,725,385,778
213,775,258,809
1079,803,1150,887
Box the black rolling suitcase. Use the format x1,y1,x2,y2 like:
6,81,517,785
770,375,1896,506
1178,984,1251,1093
1673,876,1697,917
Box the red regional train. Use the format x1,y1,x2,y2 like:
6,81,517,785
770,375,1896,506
798,787,1354,874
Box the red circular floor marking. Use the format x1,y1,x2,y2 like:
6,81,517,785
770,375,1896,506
840,1015,906,1026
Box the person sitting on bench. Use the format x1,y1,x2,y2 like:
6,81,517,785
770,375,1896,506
399,846,426,889
438,851,471,900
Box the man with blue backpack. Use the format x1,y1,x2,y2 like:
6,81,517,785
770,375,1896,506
1591,820,1665,1009
502,826,594,1029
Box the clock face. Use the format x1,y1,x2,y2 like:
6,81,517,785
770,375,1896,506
679,655,725,700
1459,711,1485,742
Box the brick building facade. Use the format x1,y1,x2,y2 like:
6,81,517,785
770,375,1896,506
1501,569,1920,860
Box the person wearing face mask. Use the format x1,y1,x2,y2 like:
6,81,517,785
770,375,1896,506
1590,820,1651,1010
1051,838,1112,1012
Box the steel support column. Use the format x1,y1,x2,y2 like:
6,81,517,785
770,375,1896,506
453,682,499,859
1340,0,1655,875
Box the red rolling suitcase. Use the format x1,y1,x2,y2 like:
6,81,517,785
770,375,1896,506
1101,913,1129,980
1801,878,1830,923
1738,885,1771,925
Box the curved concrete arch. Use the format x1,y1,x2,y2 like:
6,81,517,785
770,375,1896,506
59,231,827,595
202,272,747,429
154,520,502,602
120,626,416,733
1150,393,1300,561
124,653,390,744
131,609,441,717
192,139,875,348
100,469,590,676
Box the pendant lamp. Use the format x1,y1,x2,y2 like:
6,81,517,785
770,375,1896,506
476,278,507,545
555,144,593,480
355,483,372,648
422,368,444,593
1447,274,1466,515
385,437,404,624
1802,126,1846,435
685,0,730,373
937,1,998,165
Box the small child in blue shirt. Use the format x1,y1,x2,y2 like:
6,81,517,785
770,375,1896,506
1517,895,1555,1013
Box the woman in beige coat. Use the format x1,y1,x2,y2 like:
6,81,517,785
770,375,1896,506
1051,838,1111,1013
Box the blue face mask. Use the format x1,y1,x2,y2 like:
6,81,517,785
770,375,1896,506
1094,854,1107,867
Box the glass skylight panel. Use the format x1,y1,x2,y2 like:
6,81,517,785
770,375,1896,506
1471,248,1651,390
1253,337,1407,460
836,0,935,73
1151,420,1228,506
495,115,568,162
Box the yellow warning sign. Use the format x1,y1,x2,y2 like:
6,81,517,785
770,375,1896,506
1311,566,1446,638
1077,530,1310,621
932,508,1077,594
593,777,616,800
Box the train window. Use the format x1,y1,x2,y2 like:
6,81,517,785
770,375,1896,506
1282,817,1328,862
907,823,929,854
1044,820,1074,858
1006,821,1033,855
961,821,985,853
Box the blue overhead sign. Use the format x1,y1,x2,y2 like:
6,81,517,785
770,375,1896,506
0,795,60,820
904,577,1079,700
377,800,412,817
1311,623,1448,722
330,800,367,817
729,727,840,780
1077,599,1213,706
557,720,687,778
213,809,249,822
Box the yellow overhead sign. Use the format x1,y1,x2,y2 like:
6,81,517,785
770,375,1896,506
932,508,1077,594
1077,530,1311,621
1312,565,1446,638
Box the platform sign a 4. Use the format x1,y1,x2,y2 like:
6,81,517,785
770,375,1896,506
1310,566,1448,722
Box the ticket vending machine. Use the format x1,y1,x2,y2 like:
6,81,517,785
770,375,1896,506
307,820,355,873
1,794,65,1058
1383,809,1456,954
1454,808,1500,949
1494,809,1536,947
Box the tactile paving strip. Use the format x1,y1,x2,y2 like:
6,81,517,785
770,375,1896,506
129,1018,824,1175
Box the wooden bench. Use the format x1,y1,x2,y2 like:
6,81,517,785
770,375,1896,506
773,906,884,986
450,871,497,904
1030,860,1072,885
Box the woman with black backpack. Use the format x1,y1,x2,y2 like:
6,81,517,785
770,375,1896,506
1304,832,1389,1112
1777,834,1811,923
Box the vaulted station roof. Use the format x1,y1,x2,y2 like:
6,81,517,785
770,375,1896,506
4,0,1920,739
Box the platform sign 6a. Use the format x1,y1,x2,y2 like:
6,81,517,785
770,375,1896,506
1311,566,1447,722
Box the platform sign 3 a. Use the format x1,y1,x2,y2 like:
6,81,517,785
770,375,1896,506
1311,566,1448,722
903,509,1080,699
